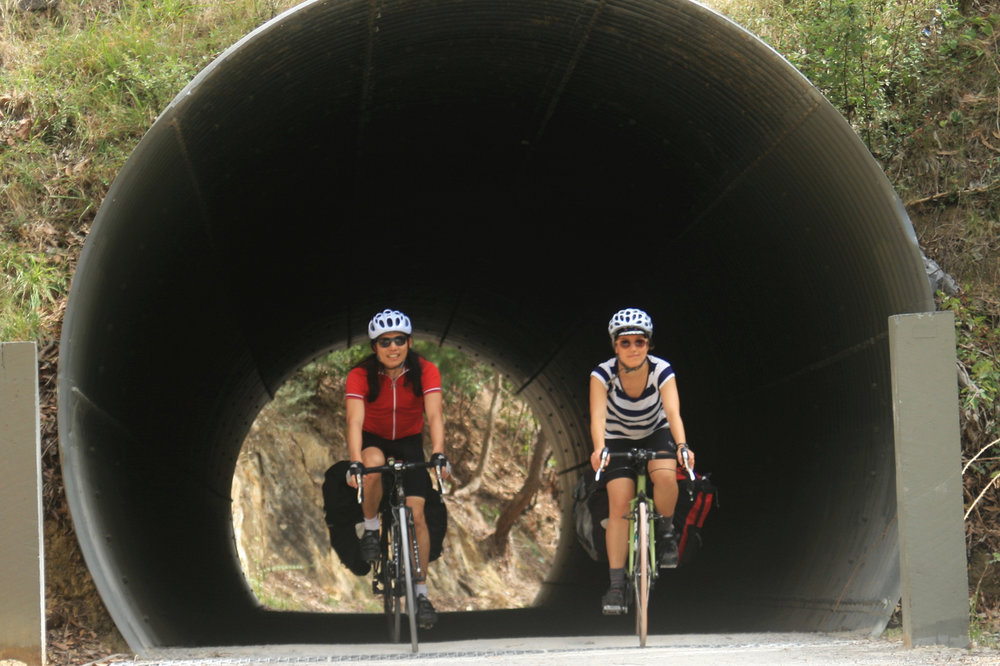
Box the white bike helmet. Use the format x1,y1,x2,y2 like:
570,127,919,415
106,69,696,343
368,309,413,339
608,307,653,341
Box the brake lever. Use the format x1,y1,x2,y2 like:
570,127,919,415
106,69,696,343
595,447,610,482
680,446,695,500
681,447,695,481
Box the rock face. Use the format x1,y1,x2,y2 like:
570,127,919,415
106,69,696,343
232,419,367,611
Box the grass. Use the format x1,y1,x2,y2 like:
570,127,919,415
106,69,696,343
0,241,67,340
1,0,302,342
3,0,1000,653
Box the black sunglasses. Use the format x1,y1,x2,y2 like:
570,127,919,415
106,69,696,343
376,335,409,348
616,338,648,349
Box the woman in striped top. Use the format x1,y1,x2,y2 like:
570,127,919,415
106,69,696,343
589,307,694,614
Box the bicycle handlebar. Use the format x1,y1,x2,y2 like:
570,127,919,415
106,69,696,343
679,445,695,481
350,458,446,504
594,447,676,482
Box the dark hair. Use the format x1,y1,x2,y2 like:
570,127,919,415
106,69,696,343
354,346,425,402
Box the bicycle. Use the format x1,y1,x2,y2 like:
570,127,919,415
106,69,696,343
352,457,446,653
596,446,692,646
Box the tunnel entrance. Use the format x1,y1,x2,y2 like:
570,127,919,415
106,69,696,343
232,343,561,615
59,0,933,653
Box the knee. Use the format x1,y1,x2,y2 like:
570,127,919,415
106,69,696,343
651,468,677,488
362,449,384,466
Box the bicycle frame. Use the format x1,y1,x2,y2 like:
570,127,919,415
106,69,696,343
596,447,674,647
628,469,658,588
354,458,444,653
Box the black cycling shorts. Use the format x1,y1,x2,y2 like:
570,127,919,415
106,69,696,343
361,431,431,499
601,428,677,483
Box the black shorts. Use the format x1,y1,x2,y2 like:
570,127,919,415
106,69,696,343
361,431,431,499
601,429,677,483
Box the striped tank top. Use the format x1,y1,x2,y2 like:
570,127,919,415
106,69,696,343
591,355,675,439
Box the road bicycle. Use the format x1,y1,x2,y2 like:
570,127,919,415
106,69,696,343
352,457,445,653
596,446,693,646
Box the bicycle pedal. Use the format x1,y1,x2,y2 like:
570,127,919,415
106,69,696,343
602,602,629,615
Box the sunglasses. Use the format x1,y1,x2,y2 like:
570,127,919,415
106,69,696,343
616,337,648,349
376,334,410,348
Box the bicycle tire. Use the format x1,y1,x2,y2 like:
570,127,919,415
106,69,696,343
635,500,650,646
398,506,419,652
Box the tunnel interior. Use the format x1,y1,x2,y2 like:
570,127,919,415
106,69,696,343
58,0,933,653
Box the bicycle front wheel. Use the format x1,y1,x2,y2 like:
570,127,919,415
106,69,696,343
635,501,651,646
398,506,419,653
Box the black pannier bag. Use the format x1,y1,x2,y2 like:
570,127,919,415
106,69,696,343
322,461,370,575
573,465,717,565
322,460,448,576
423,479,448,562
573,470,609,562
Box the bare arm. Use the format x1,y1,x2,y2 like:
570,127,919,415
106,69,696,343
660,377,694,467
424,391,445,456
345,398,365,487
590,375,608,471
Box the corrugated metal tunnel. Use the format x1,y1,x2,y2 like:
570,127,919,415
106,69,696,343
57,0,934,653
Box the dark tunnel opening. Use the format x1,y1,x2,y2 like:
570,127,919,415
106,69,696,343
57,0,934,653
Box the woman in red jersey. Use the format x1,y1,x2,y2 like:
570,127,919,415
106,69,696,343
345,309,448,629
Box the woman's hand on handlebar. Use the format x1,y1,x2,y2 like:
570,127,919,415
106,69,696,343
677,444,695,473
590,449,604,473
345,461,364,488
429,452,451,479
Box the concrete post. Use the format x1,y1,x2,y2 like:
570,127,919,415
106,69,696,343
889,312,969,648
0,342,46,665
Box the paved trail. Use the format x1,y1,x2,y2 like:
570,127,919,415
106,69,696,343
108,633,1000,665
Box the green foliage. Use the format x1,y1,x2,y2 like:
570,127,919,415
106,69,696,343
940,290,1000,426
711,1,999,162
269,346,366,420
478,503,501,522
415,341,496,404
247,562,306,610
0,0,302,252
0,243,67,341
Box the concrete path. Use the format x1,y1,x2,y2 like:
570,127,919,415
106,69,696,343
122,633,1000,665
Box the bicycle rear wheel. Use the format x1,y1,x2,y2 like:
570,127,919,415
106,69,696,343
398,506,419,652
635,501,651,646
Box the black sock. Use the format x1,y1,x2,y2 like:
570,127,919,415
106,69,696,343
658,515,674,535
609,567,625,588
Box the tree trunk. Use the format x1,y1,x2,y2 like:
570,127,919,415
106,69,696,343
484,428,551,558
454,371,502,496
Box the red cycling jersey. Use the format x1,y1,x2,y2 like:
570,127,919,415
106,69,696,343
345,357,442,440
